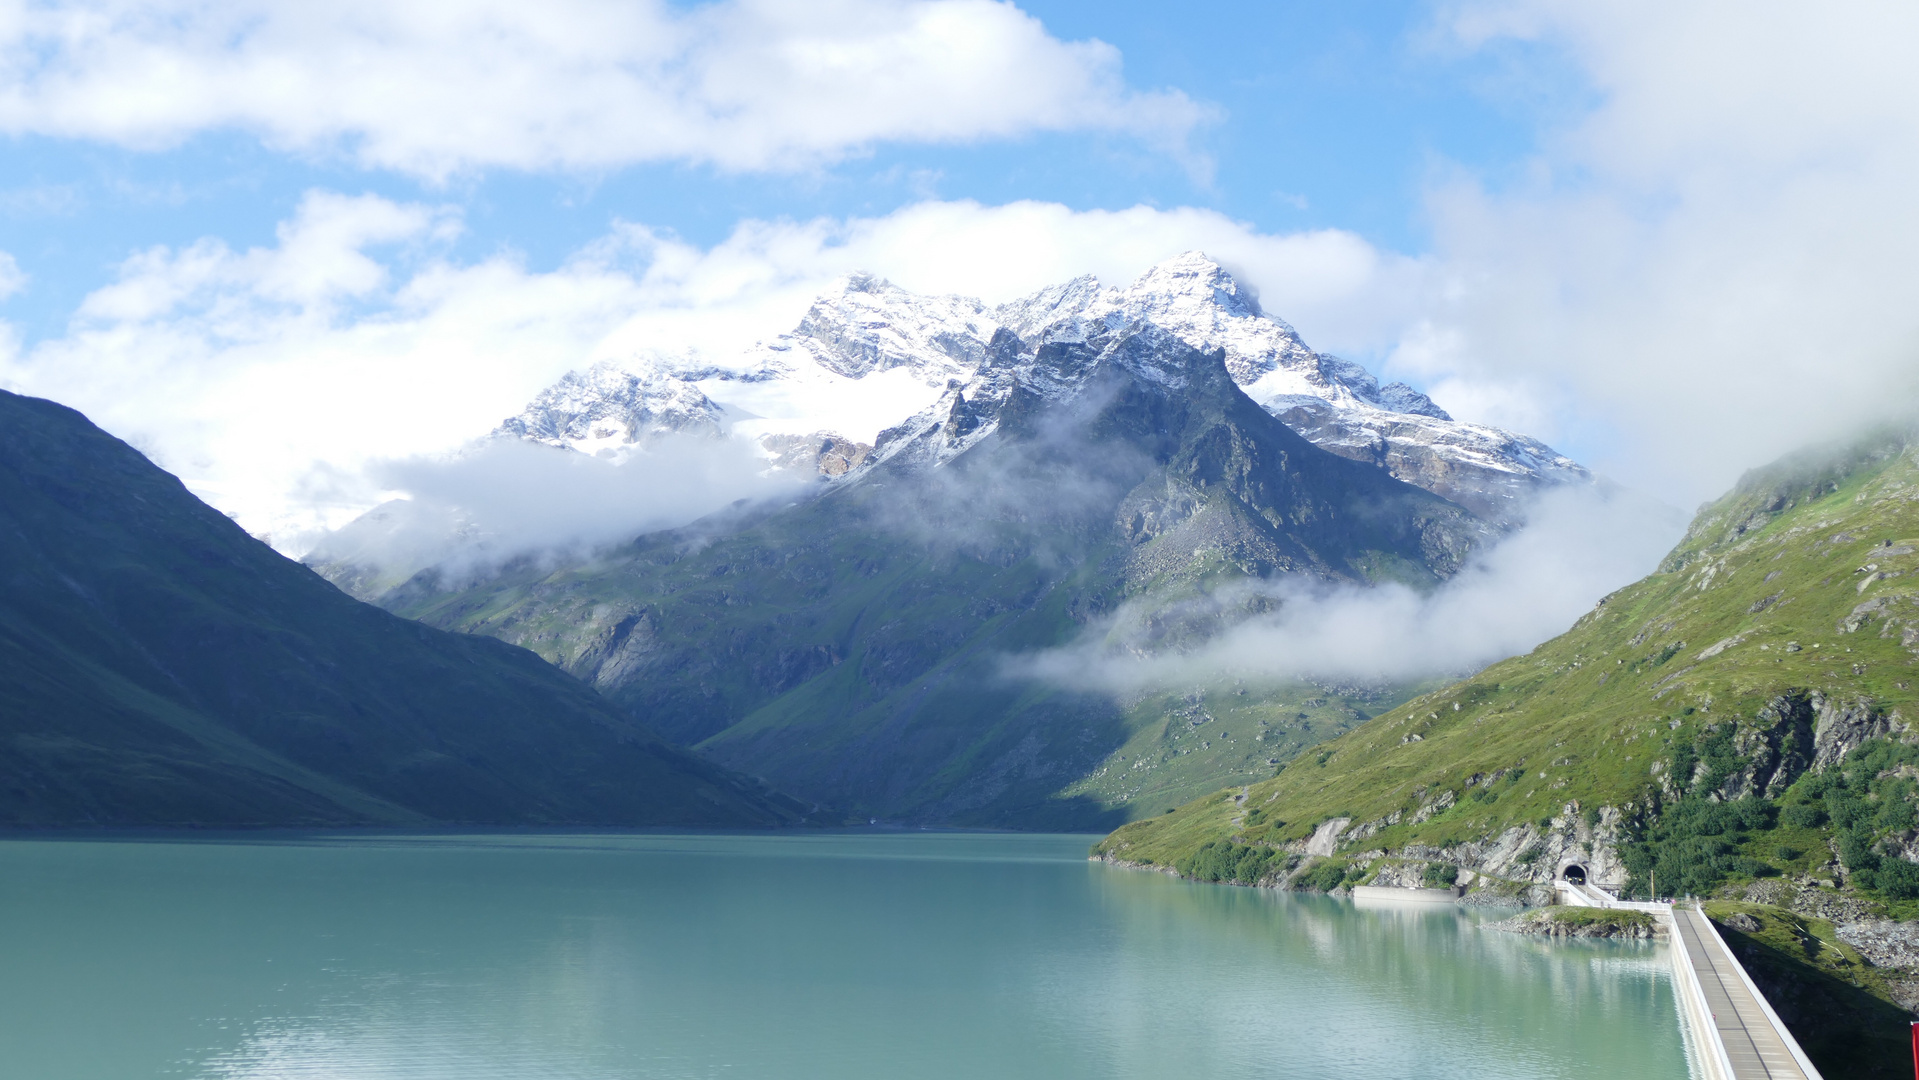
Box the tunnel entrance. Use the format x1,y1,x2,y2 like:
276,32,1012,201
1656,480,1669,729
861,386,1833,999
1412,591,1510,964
1561,864,1588,885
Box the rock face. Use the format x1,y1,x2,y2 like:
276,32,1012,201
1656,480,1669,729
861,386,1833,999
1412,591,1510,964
1300,802,1631,889
492,252,1587,519
1812,692,1907,769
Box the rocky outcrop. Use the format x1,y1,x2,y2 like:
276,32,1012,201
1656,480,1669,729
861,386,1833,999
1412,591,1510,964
1739,879,1882,924
761,432,873,477
1325,802,1628,887
1712,693,1818,800
1301,816,1351,857
1812,692,1908,768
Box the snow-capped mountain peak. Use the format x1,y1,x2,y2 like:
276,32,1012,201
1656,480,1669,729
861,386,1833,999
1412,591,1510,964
488,251,1586,524
497,361,727,456
784,272,996,383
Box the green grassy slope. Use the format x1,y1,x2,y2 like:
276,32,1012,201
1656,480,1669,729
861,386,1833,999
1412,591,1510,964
1095,428,1919,1078
1097,427,1919,897
383,332,1482,828
0,390,803,827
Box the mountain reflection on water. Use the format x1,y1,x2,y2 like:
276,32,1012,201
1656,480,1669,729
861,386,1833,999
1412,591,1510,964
0,831,1687,1079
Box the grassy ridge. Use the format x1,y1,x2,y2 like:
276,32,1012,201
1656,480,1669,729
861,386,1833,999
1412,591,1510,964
1093,427,1919,1079
1097,428,1919,893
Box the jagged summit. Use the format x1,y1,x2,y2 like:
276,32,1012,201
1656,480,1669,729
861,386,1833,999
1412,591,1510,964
1001,250,1449,419
486,251,1586,522
787,272,995,381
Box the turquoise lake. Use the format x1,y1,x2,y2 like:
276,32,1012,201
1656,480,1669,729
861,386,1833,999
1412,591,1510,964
0,831,1689,1079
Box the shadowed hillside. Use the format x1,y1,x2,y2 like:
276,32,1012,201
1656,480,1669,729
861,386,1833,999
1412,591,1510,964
0,390,805,827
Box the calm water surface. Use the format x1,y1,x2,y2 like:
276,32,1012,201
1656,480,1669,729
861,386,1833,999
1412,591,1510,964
0,831,1689,1079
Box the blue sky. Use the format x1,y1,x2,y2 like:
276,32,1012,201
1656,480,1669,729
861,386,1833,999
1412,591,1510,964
0,0,1914,545
0,2,1579,342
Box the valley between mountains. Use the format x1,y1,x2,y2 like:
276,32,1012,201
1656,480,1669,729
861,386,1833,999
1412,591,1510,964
14,245,1919,1073
311,253,1582,828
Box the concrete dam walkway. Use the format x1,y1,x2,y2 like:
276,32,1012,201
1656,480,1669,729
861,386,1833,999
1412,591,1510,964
1669,904,1819,1080
1552,880,1821,1080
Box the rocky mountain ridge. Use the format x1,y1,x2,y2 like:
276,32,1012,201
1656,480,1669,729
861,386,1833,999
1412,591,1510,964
497,252,1587,525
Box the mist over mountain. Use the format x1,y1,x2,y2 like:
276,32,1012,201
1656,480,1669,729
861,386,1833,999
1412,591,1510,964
289,252,1660,827
307,253,1592,593
1097,424,1919,1077
362,314,1513,827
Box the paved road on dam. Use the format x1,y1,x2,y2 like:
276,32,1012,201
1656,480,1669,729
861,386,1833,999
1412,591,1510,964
1671,905,1816,1080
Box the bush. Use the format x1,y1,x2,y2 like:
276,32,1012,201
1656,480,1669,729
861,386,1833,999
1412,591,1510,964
1881,858,1919,901
1177,841,1282,885
1827,790,1868,830
1734,799,1776,830
1839,828,1881,873
1669,743,1699,793
1879,796,1918,832
1779,803,1827,829
1295,860,1353,892
1421,863,1459,888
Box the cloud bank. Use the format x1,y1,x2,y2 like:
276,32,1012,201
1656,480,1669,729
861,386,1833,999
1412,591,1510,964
1012,483,1686,692
305,435,806,592
0,0,1209,177
0,191,1421,550
1408,0,1919,505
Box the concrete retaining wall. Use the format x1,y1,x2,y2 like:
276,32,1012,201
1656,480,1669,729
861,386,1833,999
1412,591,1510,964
1350,885,1464,904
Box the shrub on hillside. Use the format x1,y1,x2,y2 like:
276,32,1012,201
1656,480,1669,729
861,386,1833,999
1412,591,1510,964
1294,859,1354,893
1177,841,1288,885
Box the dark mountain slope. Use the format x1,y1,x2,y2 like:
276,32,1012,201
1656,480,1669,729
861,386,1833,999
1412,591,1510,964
385,327,1487,828
0,390,802,826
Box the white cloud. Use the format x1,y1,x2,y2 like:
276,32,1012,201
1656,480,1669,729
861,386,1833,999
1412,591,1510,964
0,191,1426,553
2,190,658,547
1419,0,1919,505
1011,483,1685,692
0,0,1210,178
304,435,807,591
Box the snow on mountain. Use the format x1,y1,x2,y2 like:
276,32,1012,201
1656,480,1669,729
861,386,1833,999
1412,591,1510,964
498,363,729,455
998,252,1448,417
492,251,1586,523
